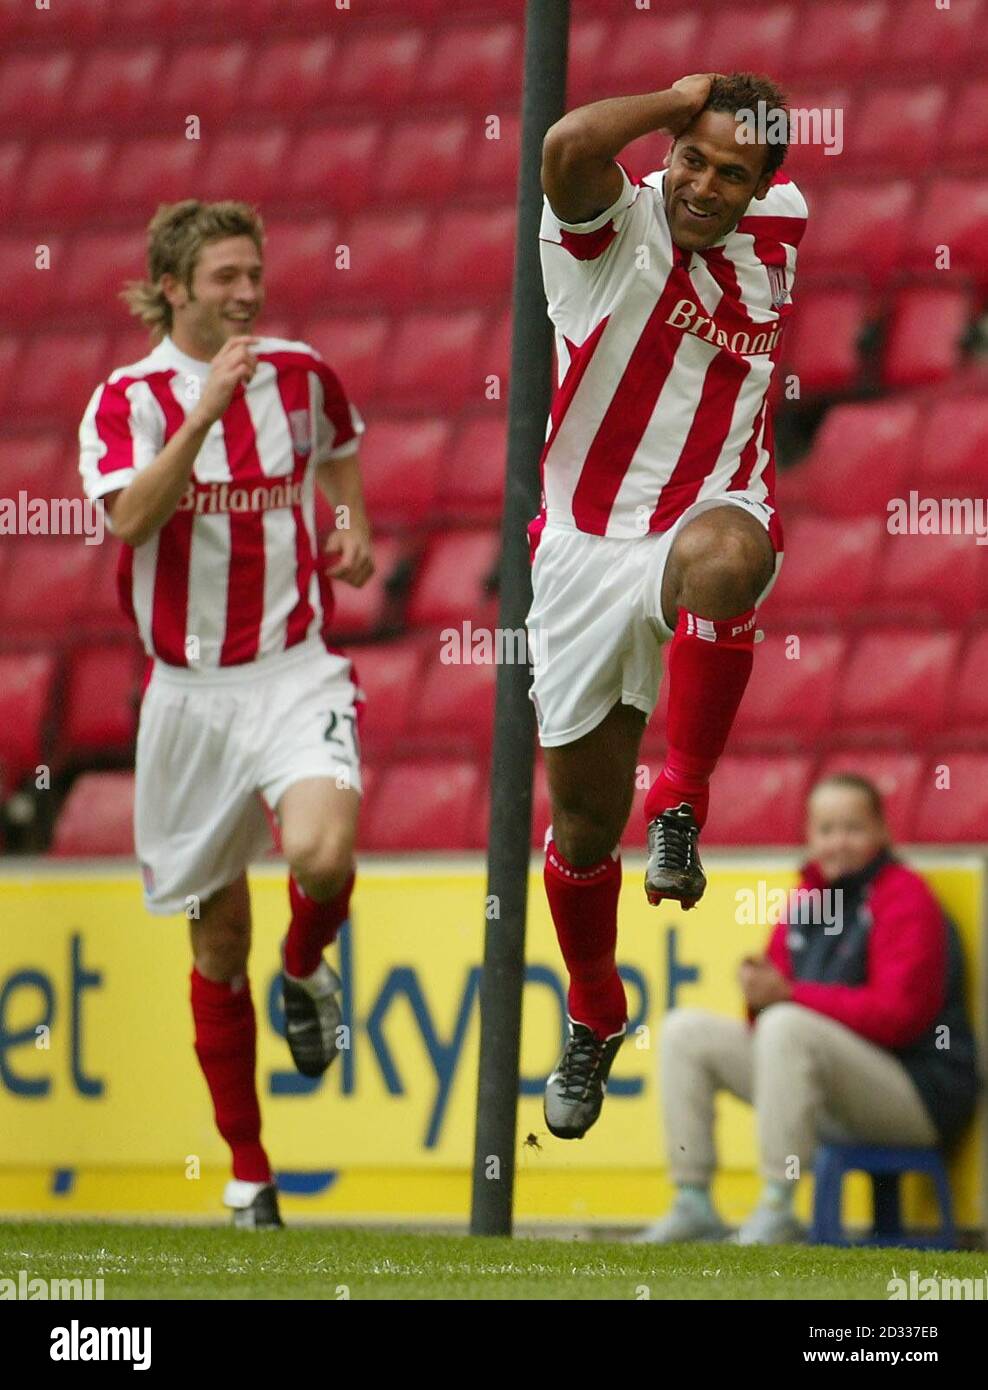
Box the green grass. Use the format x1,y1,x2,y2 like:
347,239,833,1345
2,1222,986,1299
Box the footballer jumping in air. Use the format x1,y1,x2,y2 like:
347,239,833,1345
79,201,374,1226
529,73,807,1138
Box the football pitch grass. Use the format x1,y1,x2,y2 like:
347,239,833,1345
3,1221,986,1300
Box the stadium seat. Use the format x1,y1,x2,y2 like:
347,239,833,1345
75,542,135,637
881,287,971,390
0,336,18,419
9,331,110,427
702,755,813,845
798,182,915,282
22,138,112,217
732,633,846,749
0,539,102,639
427,208,516,297
835,630,962,742
59,229,146,312
0,50,76,124
348,638,425,754
287,124,383,210
0,142,26,214
872,531,982,626
603,12,700,88
917,397,988,492
946,633,988,745
0,651,58,788
908,179,988,280
359,419,450,531
379,117,470,202
73,45,164,118
786,1,889,78
324,535,406,640
914,754,988,843
781,289,868,395
410,650,497,753
0,435,64,506
361,757,482,851
482,308,512,399
780,90,853,184
0,235,66,319
406,529,500,630
816,751,924,842
199,127,291,204
260,220,340,306
796,399,920,517
945,81,988,172
419,23,521,102
331,28,426,103
299,314,389,405
107,136,204,210
705,4,796,73
887,0,984,72
464,114,521,199
439,415,507,524
246,36,336,110
376,311,487,409
50,771,136,857
848,86,947,175
59,642,141,765
339,211,430,305
759,517,885,627
159,41,252,119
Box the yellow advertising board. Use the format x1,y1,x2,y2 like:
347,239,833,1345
0,855,983,1228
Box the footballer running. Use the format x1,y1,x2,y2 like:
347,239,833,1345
79,201,373,1227
528,73,807,1138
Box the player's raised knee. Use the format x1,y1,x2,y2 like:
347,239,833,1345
672,514,771,611
284,826,354,901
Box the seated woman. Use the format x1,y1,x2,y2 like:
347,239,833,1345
638,772,980,1245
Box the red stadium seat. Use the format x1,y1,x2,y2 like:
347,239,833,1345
411,650,497,752
797,399,920,517
835,630,962,741
420,23,521,102
77,542,135,637
359,419,450,530
379,118,470,202
881,287,971,390
0,143,26,214
361,758,482,851
0,336,19,419
798,181,915,282
946,81,988,171
759,517,884,626
261,220,341,306
10,331,109,427
781,289,868,395
287,124,383,210
159,41,252,119
872,531,982,625
914,754,988,843
482,308,512,398
733,633,847,749
702,755,813,846
376,311,486,409
917,397,988,492
0,235,65,319
781,90,853,184
107,136,203,210
816,752,924,842
22,138,112,217
246,36,336,110
340,212,430,304
300,314,389,406
0,51,76,124
59,642,140,764
406,530,500,629
887,0,984,72
200,127,291,204
908,179,988,280
786,1,889,78
324,535,405,640
847,86,947,174
51,771,136,857
603,12,700,88
440,415,507,524
428,208,516,296
332,29,426,103
947,633,988,744
705,4,796,73
73,45,164,119
348,638,425,753
0,435,64,505
0,651,58,787
463,113,521,199
59,229,146,312
0,539,102,638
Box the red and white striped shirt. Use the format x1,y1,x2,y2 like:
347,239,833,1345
78,335,364,669
536,163,807,546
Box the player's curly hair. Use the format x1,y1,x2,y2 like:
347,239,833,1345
702,71,789,178
120,200,265,339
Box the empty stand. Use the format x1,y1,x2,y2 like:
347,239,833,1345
50,771,135,856
0,651,58,789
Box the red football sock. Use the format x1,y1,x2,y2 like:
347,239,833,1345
544,839,626,1038
190,968,271,1184
283,870,354,978
645,607,757,830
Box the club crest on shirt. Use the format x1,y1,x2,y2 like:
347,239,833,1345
767,265,788,309
288,409,313,456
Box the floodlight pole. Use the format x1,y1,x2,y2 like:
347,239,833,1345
470,0,570,1238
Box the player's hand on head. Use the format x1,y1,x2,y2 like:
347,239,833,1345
664,73,719,134
323,523,374,588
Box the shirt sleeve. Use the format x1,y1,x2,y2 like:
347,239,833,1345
311,359,365,464
78,377,162,513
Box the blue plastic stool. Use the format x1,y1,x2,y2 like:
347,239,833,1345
812,1143,957,1249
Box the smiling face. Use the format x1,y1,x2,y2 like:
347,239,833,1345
806,784,889,884
164,235,264,358
663,108,774,251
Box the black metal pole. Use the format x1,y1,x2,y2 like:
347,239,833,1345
470,0,570,1238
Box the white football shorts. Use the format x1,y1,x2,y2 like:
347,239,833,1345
135,637,363,916
525,492,782,748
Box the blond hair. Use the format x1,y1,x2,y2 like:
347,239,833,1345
120,200,265,340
